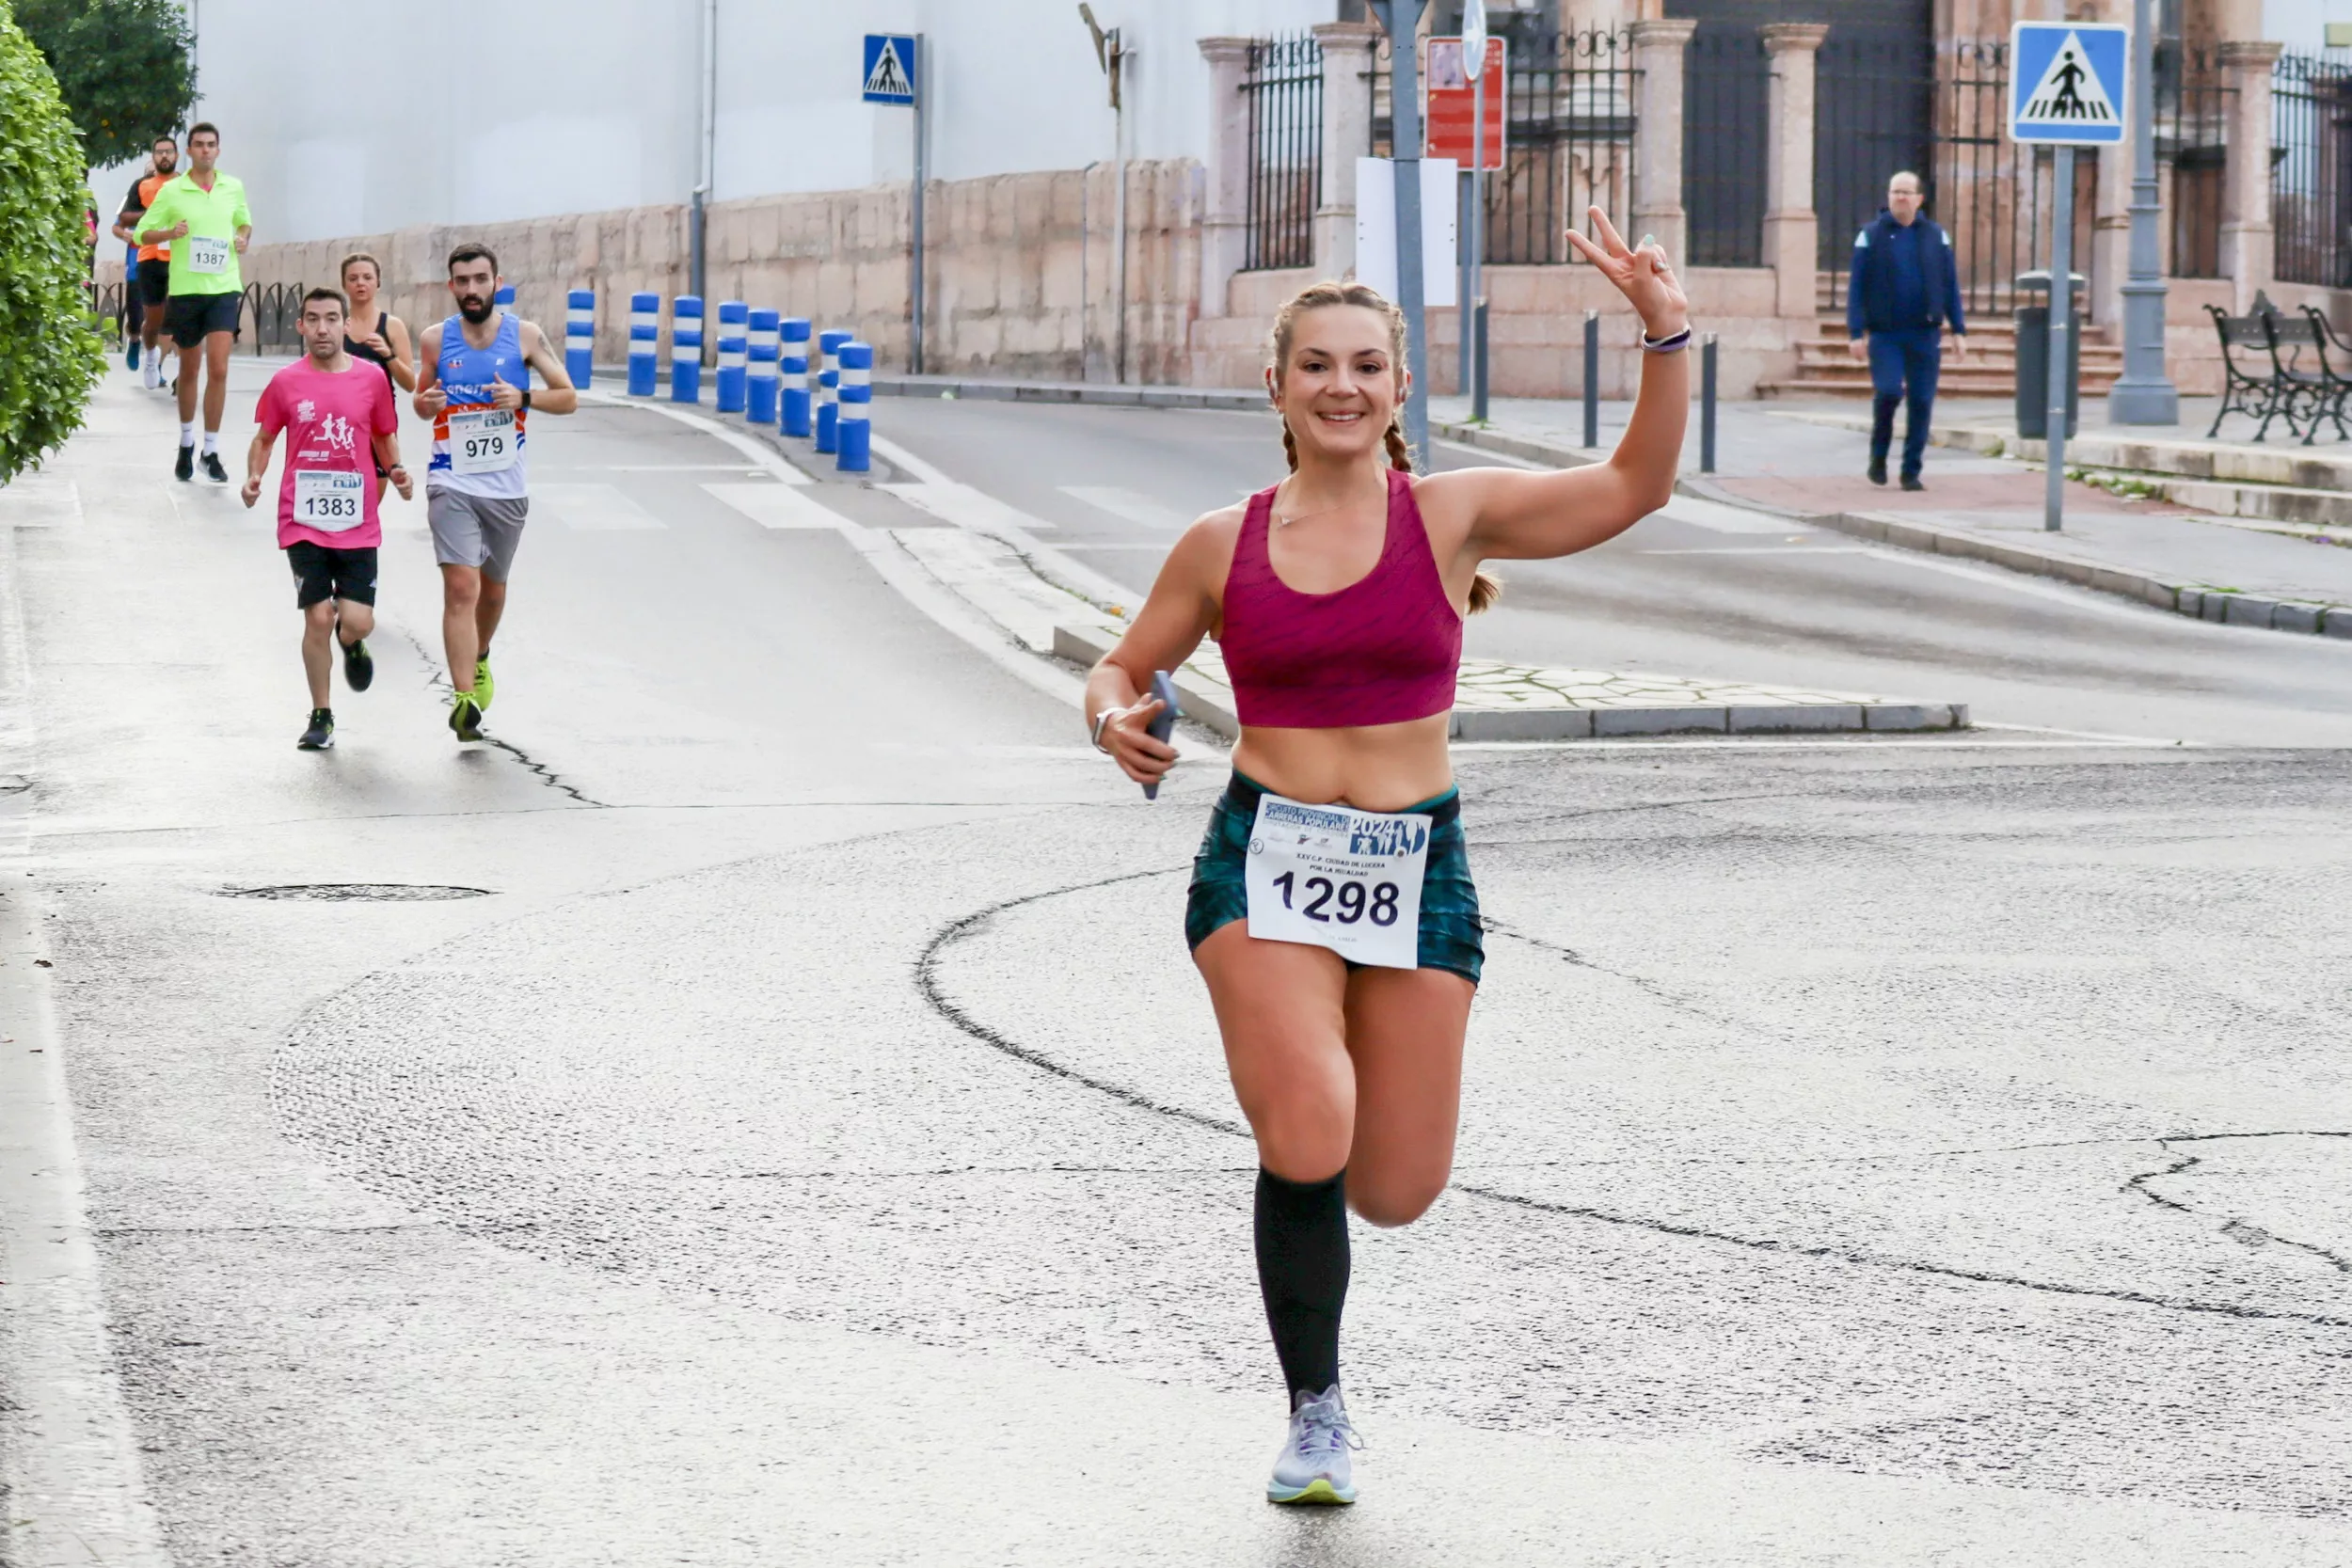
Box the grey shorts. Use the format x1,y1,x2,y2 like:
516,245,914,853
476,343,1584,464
427,487,530,580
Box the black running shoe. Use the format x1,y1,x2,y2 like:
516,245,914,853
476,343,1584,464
449,692,484,743
341,636,373,692
1900,473,1926,492
174,443,194,482
1866,458,1887,486
297,709,334,750
200,451,229,483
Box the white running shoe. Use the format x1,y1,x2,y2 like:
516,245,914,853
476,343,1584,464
141,355,161,390
1266,1385,1360,1505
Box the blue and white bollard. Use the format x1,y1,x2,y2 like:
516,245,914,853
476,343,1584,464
565,289,595,388
815,328,852,454
495,284,516,308
715,300,748,414
780,318,812,436
746,309,780,425
836,341,873,473
670,295,703,404
628,292,660,397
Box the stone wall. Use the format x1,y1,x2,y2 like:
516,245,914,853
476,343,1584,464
204,161,1206,387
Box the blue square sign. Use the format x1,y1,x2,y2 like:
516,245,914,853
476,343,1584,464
2010,23,2128,145
863,34,917,105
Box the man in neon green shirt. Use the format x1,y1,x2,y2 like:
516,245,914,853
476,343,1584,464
138,122,251,482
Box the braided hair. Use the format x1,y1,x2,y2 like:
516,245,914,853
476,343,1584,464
1268,280,1501,613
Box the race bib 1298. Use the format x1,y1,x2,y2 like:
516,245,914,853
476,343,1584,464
447,408,516,474
1244,792,1430,969
293,468,364,531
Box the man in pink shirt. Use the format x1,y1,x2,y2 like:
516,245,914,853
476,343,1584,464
242,287,413,750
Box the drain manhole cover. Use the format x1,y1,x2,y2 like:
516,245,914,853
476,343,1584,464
217,884,496,902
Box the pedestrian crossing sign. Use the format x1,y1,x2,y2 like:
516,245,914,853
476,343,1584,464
2009,23,2128,145
863,34,917,105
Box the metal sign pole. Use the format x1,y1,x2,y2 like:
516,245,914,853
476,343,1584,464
1469,56,1484,418
2045,145,2074,532
911,34,927,376
1374,1,1431,467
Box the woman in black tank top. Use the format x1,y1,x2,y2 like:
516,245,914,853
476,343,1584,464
339,251,414,394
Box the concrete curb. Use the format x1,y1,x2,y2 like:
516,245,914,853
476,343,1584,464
873,374,1266,412
1451,423,2352,641
1050,624,1967,742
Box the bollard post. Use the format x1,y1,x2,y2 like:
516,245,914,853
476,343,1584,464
670,296,703,403
780,318,813,436
815,328,851,453
1472,301,1490,423
565,290,596,387
495,284,516,308
715,300,748,413
836,341,873,472
628,293,660,396
746,309,780,425
1700,333,1718,474
1581,309,1599,449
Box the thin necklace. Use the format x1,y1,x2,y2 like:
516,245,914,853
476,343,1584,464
1274,475,1382,529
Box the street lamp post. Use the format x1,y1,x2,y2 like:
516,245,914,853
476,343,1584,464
2109,0,2178,424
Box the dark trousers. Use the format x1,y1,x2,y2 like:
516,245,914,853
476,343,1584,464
1867,328,1942,478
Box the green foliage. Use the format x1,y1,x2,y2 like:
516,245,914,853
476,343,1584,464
14,0,195,167
0,3,105,485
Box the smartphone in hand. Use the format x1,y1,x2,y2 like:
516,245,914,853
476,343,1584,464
1143,671,1181,800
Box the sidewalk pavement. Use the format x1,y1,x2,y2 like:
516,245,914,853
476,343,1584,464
1430,394,2352,638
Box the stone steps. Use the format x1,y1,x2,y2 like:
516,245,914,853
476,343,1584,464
1763,315,2123,400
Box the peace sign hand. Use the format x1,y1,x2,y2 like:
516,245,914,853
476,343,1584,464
1565,206,1690,341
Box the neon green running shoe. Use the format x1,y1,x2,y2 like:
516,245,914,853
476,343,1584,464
449,691,484,743
473,656,495,711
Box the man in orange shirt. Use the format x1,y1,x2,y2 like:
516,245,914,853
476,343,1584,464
113,134,180,390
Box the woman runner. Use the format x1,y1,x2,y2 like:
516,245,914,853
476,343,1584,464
1083,209,1688,1505
339,252,416,395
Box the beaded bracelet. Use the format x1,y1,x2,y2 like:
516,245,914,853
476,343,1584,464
1640,325,1693,355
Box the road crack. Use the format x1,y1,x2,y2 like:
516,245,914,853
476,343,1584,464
2123,1132,2352,1275
389,623,606,805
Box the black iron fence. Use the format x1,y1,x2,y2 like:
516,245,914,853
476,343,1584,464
1684,28,1768,267
241,282,309,355
2272,49,2352,287
1815,32,1935,270
1481,27,1639,265
1242,33,1322,272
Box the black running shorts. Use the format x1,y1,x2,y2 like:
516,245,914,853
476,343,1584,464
285,541,378,609
164,292,240,349
135,258,172,308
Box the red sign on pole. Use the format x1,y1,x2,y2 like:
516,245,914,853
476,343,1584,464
1423,37,1505,170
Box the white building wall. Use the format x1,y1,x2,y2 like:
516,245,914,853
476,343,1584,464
95,0,1334,246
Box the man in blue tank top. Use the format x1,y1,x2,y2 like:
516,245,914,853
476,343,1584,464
412,243,578,741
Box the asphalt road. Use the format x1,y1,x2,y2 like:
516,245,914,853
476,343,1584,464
879,395,2352,747
3,364,2350,1566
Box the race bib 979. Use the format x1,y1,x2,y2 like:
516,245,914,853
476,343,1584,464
447,408,516,474
293,469,364,530
1244,793,1430,969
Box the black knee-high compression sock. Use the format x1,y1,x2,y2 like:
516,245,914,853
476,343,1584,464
1254,1167,1350,1401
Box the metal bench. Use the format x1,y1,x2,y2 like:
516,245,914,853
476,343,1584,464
2205,297,2328,443
2298,304,2352,444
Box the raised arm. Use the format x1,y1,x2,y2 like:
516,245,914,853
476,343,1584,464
381,314,418,392
1413,208,1689,571
1084,510,1237,786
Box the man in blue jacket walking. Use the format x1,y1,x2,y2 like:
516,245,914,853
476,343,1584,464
1847,171,1966,490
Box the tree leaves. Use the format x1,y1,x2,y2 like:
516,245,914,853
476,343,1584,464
0,3,106,485
14,0,196,167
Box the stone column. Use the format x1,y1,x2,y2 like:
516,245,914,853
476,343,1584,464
2217,40,2283,312
1198,38,1254,319
2086,0,2134,326
1312,22,1384,278
1629,18,1698,267
1760,24,1829,319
